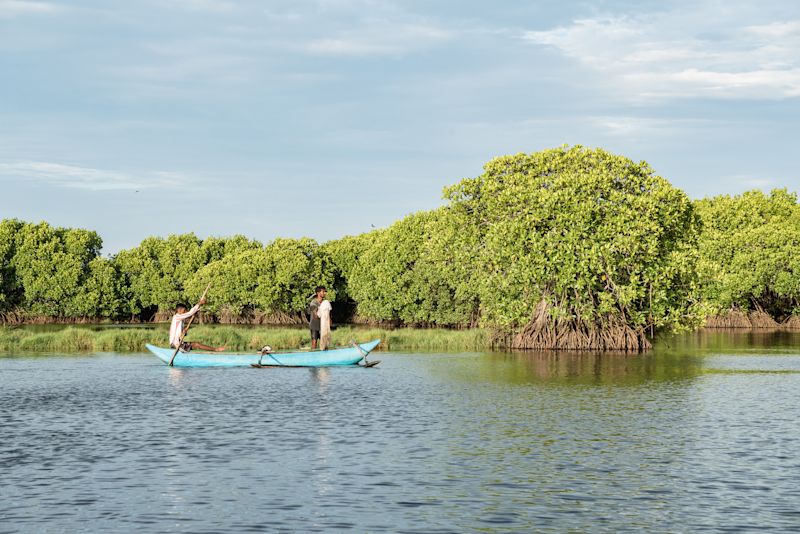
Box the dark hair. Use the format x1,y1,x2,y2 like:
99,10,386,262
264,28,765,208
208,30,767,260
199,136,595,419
315,286,326,293
176,303,187,311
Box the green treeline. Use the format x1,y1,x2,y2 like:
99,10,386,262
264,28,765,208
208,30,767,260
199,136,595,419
696,188,800,327
2,146,798,349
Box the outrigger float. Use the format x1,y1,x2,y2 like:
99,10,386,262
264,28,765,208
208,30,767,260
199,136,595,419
145,339,382,368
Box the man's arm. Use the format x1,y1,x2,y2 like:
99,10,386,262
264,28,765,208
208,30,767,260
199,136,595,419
173,301,202,321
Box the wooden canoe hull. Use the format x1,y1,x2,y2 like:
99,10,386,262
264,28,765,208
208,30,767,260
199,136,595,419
145,339,381,368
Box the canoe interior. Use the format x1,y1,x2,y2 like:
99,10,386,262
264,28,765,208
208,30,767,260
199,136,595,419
146,339,381,368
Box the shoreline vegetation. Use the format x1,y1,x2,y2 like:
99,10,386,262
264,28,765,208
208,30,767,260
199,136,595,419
2,145,799,352
1,324,799,355
0,325,492,354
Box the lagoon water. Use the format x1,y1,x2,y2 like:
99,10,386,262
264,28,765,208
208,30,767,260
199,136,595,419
1,331,799,533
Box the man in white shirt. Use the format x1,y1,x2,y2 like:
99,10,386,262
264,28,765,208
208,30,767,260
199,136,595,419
170,297,225,352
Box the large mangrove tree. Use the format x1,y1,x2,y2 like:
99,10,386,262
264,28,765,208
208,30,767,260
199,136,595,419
440,145,702,350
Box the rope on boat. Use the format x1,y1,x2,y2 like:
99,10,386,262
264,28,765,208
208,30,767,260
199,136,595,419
350,340,369,363
258,345,285,367
258,345,285,366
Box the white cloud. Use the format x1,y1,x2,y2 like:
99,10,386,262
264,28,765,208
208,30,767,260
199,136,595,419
160,0,237,12
746,21,800,38
524,12,800,100
626,68,800,99
589,116,721,137
0,0,60,17
735,176,777,189
116,52,256,84
94,3,456,101
304,23,453,56
0,161,187,191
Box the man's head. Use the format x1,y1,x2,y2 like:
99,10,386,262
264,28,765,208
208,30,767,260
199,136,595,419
176,303,187,313
315,286,327,298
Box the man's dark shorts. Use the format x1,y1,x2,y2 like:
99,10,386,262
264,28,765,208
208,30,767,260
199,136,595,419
310,328,320,341
171,341,193,352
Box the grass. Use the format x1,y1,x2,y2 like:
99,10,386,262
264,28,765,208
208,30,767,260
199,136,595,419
0,325,494,353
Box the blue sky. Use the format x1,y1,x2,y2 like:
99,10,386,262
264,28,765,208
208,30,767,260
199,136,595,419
1,0,799,254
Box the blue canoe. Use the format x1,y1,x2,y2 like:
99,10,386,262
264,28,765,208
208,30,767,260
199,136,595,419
145,339,381,368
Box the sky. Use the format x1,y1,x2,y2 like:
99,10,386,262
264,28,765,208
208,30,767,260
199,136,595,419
1,0,799,254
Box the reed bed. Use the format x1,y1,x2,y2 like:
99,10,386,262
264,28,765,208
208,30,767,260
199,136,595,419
0,325,493,353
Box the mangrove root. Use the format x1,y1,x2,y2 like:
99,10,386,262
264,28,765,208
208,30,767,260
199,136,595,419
705,308,780,329
510,300,651,352
782,315,800,330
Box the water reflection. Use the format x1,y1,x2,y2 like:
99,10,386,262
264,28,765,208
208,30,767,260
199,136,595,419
440,350,704,387
168,366,188,387
308,366,331,386
420,353,705,531
658,328,800,354
307,366,334,505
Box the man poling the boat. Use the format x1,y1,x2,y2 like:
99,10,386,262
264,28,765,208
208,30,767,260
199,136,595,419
170,298,226,353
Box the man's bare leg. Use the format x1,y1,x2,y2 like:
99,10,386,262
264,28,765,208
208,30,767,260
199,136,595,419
189,341,226,352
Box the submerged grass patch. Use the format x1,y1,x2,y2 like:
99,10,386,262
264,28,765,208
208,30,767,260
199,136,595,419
702,368,800,375
0,325,493,353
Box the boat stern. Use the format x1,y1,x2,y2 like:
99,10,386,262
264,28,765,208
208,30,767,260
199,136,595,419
359,339,381,355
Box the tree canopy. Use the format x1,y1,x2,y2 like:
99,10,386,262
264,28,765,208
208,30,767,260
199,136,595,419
441,146,701,349
1,145,797,349
696,189,800,320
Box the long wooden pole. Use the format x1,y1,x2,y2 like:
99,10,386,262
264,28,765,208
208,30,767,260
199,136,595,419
168,283,211,367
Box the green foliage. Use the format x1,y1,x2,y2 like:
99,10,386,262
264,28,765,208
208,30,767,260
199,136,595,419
75,258,127,319
0,225,272,321
0,219,24,310
114,233,263,316
444,145,701,332
186,237,335,316
201,235,262,263
321,232,380,302
114,233,207,315
342,146,700,335
9,222,103,317
348,209,480,325
696,189,800,317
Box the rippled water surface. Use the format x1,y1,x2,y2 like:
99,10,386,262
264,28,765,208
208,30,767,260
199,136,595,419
2,330,800,533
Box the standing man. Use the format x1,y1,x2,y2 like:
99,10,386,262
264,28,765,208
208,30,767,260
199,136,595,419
308,286,325,349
